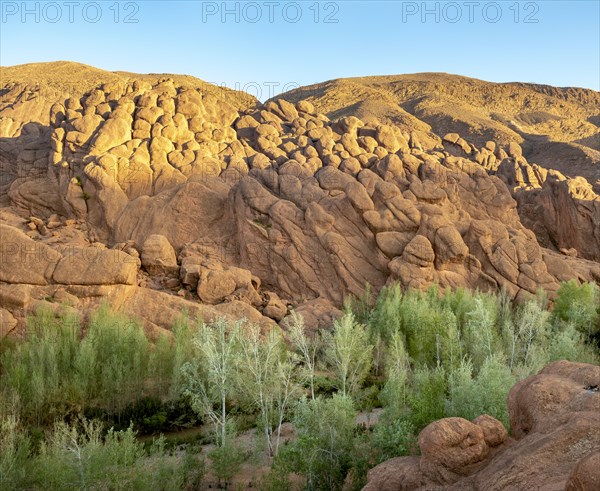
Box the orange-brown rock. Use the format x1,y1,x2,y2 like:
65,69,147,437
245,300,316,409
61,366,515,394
1,63,598,339
141,234,178,276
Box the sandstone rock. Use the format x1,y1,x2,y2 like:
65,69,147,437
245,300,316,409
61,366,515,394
345,181,374,212
0,284,32,309
508,141,523,159
141,234,178,275
376,231,413,257
263,291,287,321
296,100,315,114
419,417,489,482
434,226,468,266
0,224,61,285
197,269,236,304
281,298,342,333
363,457,425,491
2,66,597,345
508,360,600,439
180,255,202,289
472,414,508,447
89,116,131,155
566,452,600,491
376,124,405,153
53,248,137,285
0,308,18,338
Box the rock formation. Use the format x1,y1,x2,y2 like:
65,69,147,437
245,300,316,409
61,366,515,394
276,74,600,193
364,360,600,490
1,63,599,340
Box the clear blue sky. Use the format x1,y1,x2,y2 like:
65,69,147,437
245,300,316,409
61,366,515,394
1,1,598,99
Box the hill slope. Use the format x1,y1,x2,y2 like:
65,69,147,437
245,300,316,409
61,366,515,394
274,73,600,189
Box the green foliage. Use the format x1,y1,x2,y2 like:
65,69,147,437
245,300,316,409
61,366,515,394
208,442,245,483
446,356,515,427
286,310,320,400
368,284,403,341
372,417,416,463
378,330,410,422
168,313,198,399
408,366,447,431
0,306,82,424
76,305,150,413
237,323,301,456
368,285,404,375
2,281,599,490
180,451,207,490
0,415,31,490
402,290,448,367
31,418,186,490
547,323,598,363
553,280,600,337
509,300,550,371
344,283,374,325
278,394,357,491
324,312,373,397
463,296,500,370
181,317,242,447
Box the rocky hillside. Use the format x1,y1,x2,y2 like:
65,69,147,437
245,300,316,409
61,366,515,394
0,63,599,340
274,74,600,192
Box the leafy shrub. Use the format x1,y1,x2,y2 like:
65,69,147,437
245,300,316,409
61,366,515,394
408,366,447,431
372,417,416,463
208,442,245,484
278,394,357,491
548,323,598,363
324,312,373,397
553,281,600,338
446,356,515,427
0,307,82,425
0,415,31,490
180,451,207,490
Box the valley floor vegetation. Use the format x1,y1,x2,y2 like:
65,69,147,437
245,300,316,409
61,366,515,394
1,281,598,490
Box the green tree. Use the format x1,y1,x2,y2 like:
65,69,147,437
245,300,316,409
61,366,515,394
181,317,242,447
408,366,447,430
324,312,373,398
513,300,550,369
237,323,300,457
378,330,410,422
553,281,600,338
446,355,515,427
367,284,403,375
463,296,500,369
278,394,357,491
286,311,319,400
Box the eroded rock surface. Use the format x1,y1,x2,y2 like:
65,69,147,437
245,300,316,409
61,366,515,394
1,63,599,338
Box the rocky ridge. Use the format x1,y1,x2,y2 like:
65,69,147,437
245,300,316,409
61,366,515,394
274,73,600,191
